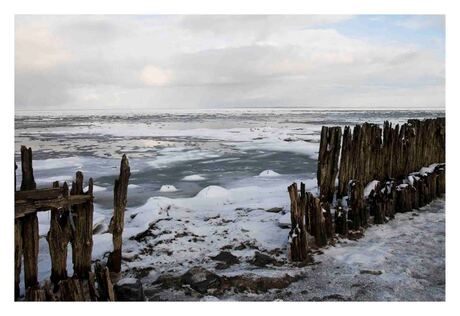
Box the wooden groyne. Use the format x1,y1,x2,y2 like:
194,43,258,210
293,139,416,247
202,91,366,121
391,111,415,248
14,146,130,301
288,118,445,261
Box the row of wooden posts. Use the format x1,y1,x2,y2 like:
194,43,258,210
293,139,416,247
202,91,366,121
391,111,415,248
14,146,130,301
288,118,445,262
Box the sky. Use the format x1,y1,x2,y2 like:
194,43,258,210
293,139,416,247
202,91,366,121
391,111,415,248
15,15,445,111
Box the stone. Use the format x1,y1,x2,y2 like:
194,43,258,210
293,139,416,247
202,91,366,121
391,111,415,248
114,278,145,301
181,267,221,294
210,251,240,265
251,251,281,267
266,207,284,213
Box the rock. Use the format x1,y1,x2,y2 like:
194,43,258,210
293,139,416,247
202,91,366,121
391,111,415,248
181,267,221,294
359,269,383,275
266,207,283,213
114,278,145,301
251,251,281,267
210,251,240,265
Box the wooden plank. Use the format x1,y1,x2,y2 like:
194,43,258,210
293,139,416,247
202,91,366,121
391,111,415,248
15,187,63,201
15,194,92,219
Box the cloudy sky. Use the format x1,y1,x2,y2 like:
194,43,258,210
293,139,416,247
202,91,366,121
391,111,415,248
15,15,445,111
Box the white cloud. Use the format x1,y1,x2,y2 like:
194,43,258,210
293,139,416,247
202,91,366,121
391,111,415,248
15,24,71,73
140,65,172,86
14,15,445,110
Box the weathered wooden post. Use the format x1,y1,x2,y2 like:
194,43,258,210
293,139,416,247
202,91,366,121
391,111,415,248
47,181,71,285
20,146,40,293
95,261,115,301
317,126,342,202
287,183,308,261
338,126,352,198
70,172,94,279
334,201,348,236
307,192,327,247
107,154,130,281
348,180,366,230
14,163,22,300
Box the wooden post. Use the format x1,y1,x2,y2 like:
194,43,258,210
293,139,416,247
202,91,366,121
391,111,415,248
287,183,308,261
317,126,342,202
107,155,130,281
20,146,40,291
338,126,352,198
70,172,94,279
95,261,115,301
334,201,348,236
47,181,71,285
307,192,327,247
14,163,22,300
348,180,366,230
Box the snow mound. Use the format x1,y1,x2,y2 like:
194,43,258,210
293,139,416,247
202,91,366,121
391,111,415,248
258,170,280,177
196,185,230,199
182,174,206,181
160,185,178,193
128,184,140,188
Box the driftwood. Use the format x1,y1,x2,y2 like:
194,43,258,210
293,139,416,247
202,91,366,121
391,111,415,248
107,154,130,281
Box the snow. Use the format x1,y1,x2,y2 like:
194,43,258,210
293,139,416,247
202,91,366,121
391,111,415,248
117,278,138,286
128,184,140,188
84,185,106,192
33,157,84,171
195,185,230,199
364,180,380,197
418,163,439,176
258,170,281,177
159,185,178,192
278,213,291,228
181,174,206,181
147,148,221,169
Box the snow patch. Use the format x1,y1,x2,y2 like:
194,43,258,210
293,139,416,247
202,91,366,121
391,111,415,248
160,185,178,192
258,170,281,177
182,174,206,181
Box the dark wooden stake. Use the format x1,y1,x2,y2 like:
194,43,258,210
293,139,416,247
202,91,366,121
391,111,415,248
107,154,130,281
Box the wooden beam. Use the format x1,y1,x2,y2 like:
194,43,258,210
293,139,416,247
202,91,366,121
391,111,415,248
15,195,92,219
15,187,63,201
